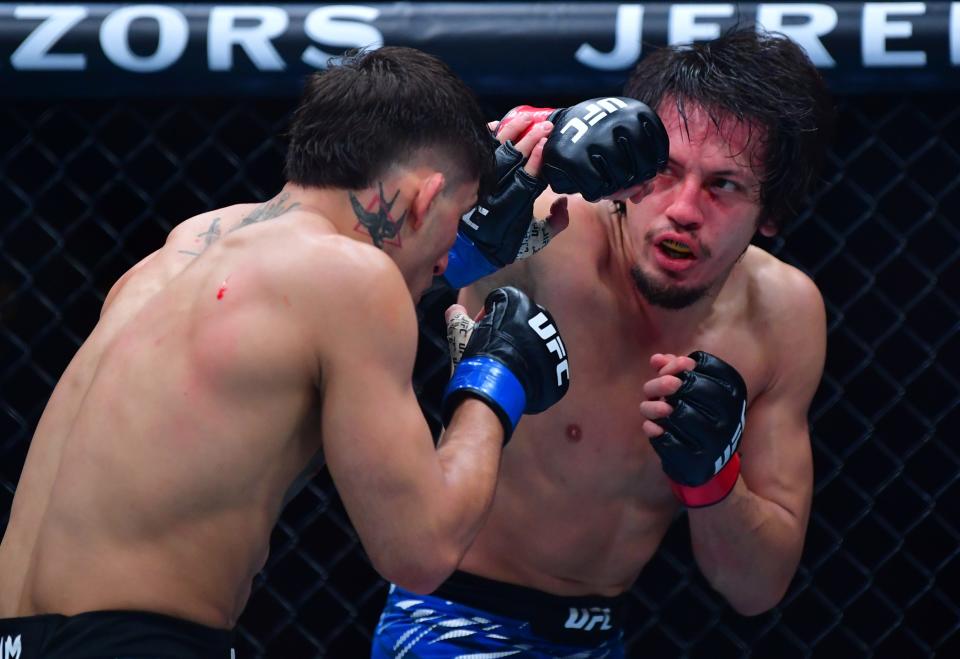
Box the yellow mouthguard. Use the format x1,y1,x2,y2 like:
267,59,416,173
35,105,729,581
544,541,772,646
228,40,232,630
661,239,692,255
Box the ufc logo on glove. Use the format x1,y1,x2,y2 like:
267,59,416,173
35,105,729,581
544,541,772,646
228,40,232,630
558,98,629,144
528,312,569,387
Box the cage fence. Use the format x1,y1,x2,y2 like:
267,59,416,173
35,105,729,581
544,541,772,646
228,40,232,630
1,90,957,658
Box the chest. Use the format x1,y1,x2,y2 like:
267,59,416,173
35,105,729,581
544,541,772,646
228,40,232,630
540,270,769,406
515,356,667,503
514,286,769,497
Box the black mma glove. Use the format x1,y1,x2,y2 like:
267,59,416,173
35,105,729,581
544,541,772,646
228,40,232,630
442,286,570,444
442,141,548,289
650,351,747,507
542,97,669,202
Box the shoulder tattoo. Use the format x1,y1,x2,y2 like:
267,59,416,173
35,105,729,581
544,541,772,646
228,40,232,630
177,193,301,257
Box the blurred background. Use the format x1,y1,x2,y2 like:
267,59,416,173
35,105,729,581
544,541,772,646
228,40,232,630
1,2,957,657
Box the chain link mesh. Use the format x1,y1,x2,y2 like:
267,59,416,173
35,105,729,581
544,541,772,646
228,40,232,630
1,93,957,658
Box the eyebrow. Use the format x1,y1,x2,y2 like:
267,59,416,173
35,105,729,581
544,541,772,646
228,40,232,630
667,158,757,184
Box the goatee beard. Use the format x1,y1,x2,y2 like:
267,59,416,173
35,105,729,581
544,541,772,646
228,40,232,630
630,266,709,309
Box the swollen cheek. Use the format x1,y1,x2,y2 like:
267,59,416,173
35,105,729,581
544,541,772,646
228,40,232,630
632,188,667,214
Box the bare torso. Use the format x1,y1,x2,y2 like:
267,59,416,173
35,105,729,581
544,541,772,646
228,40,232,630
461,198,785,596
0,198,342,627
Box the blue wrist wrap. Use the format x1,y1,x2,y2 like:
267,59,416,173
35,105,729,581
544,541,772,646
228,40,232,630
443,355,526,441
442,233,498,289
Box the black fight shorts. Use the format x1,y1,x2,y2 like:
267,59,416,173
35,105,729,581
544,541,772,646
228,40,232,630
0,609,234,658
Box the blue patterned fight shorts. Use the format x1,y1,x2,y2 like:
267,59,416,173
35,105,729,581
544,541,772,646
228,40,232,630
371,571,625,658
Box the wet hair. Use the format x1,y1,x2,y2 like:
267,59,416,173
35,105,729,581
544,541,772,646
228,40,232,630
284,46,496,195
624,28,835,231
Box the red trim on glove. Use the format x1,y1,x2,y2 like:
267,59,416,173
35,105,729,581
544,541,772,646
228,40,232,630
498,105,556,138
670,453,741,508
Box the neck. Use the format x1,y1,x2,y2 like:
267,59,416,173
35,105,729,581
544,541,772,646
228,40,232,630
280,181,411,250
631,287,722,346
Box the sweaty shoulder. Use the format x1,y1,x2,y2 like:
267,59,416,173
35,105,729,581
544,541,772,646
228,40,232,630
279,231,411,309
275,233,419,354
741,246,826,382
163,204,259,253
743,246,824,324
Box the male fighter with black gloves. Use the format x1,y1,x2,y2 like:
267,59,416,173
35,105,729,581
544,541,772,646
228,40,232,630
0,48,571,658
373,29,835,658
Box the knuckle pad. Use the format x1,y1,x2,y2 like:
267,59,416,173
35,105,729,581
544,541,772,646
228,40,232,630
495,142,524,181
515,168,548,195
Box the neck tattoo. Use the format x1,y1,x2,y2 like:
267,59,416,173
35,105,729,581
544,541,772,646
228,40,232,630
349,182,407,249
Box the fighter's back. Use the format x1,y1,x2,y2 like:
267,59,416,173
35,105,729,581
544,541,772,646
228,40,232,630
0,199,359,628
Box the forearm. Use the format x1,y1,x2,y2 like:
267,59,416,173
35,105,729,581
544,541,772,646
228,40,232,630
398,284,565,589
688,478,806,615
351,399,502,594
459,259,534,313
434,398,505,556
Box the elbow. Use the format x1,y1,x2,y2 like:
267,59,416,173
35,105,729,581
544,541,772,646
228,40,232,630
723,579,790,617
368,541,461,595
728,596,779,617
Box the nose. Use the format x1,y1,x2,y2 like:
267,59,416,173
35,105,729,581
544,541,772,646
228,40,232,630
664,174,705,231
433,252,449,277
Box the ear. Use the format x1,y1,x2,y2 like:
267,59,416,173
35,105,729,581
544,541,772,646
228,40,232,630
758,214,778,238
409,172,446,231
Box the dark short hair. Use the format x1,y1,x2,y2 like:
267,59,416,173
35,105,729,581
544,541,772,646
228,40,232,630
624,28,835,231
285,47,495,195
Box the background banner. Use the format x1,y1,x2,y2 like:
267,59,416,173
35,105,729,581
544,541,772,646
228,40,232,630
1,2,958,97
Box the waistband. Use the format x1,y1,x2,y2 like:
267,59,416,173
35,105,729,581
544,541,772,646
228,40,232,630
0,609,235,658
433,570,626,643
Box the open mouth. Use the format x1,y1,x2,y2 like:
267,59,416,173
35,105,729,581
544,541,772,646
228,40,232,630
658,238,695,260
